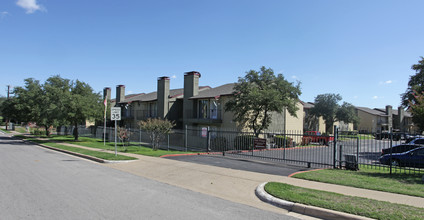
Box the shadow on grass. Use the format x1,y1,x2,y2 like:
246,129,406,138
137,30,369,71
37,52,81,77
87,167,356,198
356,171,424,184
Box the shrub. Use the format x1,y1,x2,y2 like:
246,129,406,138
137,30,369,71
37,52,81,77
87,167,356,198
233,135,255,150
274,135,293,148
138,118,175,150
301,137,313,146
210,136,228,151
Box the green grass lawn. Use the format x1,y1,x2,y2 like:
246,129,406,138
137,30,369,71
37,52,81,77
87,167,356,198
44,135,198,157
292,165,424,197
265,182,424,220
23,137,137,161
15,126,28,133
0,128,11,133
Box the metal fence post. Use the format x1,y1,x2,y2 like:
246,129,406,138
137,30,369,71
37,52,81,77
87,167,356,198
185,125,188,152
390,127,393,175
333,125,338,169
206,127,210,152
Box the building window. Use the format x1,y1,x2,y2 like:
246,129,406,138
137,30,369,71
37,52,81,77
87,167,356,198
198,99,220,119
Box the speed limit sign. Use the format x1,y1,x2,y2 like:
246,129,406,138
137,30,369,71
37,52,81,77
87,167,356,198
111,107,121,121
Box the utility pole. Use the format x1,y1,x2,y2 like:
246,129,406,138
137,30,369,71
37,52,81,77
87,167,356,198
5,85,10,130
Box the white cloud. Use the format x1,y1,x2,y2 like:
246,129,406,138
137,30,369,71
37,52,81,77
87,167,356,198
127,91,134,94
16,0,44,14
0,11,10,19
171,75,177,79
372,96,379,99
291,75,297,79
353,96,358,99
379,80,393,85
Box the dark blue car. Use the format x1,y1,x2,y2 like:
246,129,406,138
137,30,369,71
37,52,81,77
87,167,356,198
379,146,424,168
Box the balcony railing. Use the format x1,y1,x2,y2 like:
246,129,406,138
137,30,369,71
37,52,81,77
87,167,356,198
185,109,223,124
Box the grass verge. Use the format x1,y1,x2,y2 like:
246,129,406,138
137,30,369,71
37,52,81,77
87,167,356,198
265,182,424,220
36,135,198,157
0,128,11,133
24,137,137,161
291,165,424,197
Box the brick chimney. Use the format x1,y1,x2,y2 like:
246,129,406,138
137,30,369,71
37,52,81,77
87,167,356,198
157,76,170,119
386,105,393,131
398,106,405,132
183,71,201,126
116,85,125,105
103,87,111,102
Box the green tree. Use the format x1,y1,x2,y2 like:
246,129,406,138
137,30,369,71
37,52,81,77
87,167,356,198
1,76,103,138
0,78,44,127
310,93,358,134
67,80,103,140
138,118,175,150
224,66,301,137
408,91,424,132
41,76,71,136
401,57,424,108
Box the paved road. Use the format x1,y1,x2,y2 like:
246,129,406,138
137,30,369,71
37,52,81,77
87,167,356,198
0,135,299,220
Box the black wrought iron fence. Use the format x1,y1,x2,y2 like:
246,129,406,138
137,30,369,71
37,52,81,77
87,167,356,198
54,125,424,173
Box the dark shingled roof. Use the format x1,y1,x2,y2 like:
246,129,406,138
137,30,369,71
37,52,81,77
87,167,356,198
190,83,235,99
374,108,412,117
302,102,315,109
356,107,388,116
120,86,210,103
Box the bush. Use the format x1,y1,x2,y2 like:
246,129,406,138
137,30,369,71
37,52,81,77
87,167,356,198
31,128,44,136
274,135,293,148
301,137,313,146
210,136,228,151
233,135,255,150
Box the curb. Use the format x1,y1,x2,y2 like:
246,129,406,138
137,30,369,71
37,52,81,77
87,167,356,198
255,182,373,220
33,141,106,163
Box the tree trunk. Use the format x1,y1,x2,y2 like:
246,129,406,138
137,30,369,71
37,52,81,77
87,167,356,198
45,125,51,137
73,123,79,141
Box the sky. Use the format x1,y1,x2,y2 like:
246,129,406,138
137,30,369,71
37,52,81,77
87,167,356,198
1,0,423,109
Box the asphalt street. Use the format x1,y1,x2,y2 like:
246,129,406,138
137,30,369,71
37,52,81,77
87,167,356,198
0,135,299,220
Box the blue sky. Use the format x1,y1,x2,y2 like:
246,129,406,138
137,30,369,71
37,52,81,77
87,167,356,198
1,0,423,108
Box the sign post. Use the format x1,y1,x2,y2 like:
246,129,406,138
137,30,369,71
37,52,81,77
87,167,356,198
111,107,121,156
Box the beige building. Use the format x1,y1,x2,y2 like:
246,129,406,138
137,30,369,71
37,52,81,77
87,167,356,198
107,71,304,133
355,105,417,133
302,101,353,134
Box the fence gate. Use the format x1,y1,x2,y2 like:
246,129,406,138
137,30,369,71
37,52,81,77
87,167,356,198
208,130,336,169
334,129,360,170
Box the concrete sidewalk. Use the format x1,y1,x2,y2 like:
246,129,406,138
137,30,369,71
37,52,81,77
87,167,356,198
7,131,424,219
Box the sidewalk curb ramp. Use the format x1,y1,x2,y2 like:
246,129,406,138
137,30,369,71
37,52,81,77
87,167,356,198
255,182,373,220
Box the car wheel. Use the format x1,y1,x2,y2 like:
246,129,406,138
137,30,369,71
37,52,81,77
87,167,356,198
391,159,400,167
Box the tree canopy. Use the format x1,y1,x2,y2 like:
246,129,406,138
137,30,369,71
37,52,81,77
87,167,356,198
408,91,424,132
0,76,103,139
224,66,301,137
401,57,424,108
310,93,358,134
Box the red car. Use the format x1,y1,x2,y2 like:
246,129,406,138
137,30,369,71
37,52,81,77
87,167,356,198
302,131,334,146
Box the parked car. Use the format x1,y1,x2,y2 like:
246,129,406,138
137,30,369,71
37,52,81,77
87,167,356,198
379,147,424,168
381,144,421,155
406,138,424,145
302,131,334,146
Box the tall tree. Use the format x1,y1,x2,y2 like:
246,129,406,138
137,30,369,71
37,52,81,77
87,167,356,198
1,76,103,138
1,78,43,126
401,57,424,108
408,91,424,132
310,93,358,134
66,80,103,140
225,66,301,137
41,76,71,136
